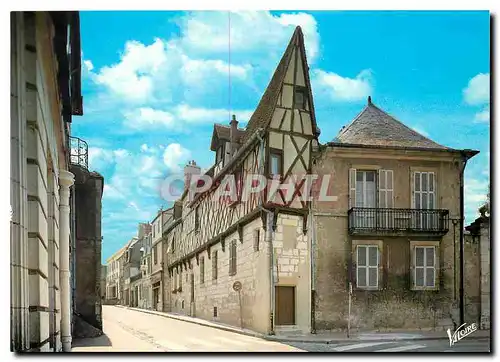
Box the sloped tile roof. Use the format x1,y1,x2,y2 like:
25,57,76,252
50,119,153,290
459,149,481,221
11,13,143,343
241,26,318,142
210,124,247,151
336,98,449,149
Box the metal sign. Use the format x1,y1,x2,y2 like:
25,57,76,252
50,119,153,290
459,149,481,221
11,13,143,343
233,281,242,292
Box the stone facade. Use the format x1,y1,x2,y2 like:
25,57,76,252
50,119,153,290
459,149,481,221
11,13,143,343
10,11,87,352
311,146,464,332
71,165,104,336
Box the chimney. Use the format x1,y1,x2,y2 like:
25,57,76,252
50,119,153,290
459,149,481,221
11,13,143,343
229,114,239,156
368,96,372,105
183,160,201,192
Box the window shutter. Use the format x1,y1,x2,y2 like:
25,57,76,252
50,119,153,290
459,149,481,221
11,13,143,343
349,168,357,209
411,171,416,209
386,170,394,208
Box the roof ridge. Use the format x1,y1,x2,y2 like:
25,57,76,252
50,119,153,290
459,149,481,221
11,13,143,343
337,104,370,138
241,26,302,142
368,102,447,148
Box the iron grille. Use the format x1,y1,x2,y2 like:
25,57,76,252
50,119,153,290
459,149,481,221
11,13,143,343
69,136,88,169
348,207,450,235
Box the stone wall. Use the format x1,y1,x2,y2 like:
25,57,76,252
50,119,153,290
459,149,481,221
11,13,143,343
10,12,79,351
168,217,271,334
479,220,490,329
71,165,104,335
273,213,311,332
311,148,460,332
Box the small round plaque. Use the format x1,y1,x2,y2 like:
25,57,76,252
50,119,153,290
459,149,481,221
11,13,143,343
233,281,242,292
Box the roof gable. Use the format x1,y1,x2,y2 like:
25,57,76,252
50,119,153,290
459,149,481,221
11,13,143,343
336,97,448,150
210,123,246,151
242,26,319,142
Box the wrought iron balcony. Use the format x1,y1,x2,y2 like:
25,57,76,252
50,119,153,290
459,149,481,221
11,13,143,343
348,207,450,235
69,136,88,169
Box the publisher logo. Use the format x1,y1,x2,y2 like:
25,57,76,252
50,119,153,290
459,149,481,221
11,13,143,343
447,323,478,347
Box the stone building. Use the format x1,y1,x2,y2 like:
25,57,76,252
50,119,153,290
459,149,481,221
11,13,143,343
310,98,478,332
150,208,172,311
10,11,102,351
162,26,317,334
463,205,490,329
138,231,153,309
105,244,127,303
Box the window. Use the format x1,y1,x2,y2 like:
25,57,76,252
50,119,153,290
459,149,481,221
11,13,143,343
412,171,436,229
171,236,175,253
195,206,200,231
253,229,260,251
212,251,218,281
232,167,243,203
269,149,283,177
153,245,157,265
413,172,435,209
200,256,205,285
356,245,379,289
216,143,226,165
355,171,376,208
294,86,308,110
229,240,237,276
414,246,436,288
178,270,182,291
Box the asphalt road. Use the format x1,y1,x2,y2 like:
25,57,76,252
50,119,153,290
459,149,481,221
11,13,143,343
287,337,491,353
72,306,491,353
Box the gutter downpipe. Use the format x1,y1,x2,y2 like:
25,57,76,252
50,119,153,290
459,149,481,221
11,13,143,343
459,152,467,326
309,202,316,334
458,149,478,326
256,131,275,335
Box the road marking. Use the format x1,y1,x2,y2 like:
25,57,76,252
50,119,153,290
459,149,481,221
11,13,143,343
333,342,392,351
376,344,426,352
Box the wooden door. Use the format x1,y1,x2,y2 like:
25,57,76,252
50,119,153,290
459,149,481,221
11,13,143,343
275,286,295,325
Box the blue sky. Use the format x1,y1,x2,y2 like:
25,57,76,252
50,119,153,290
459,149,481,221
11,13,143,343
74,11,490,262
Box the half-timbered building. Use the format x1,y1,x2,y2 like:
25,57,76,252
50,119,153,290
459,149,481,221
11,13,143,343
162,26,318,334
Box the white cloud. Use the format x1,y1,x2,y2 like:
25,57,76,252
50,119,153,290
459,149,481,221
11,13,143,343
124,108,175,130
464,177,488,219
463,73,490,105
178,11,320,62
122,104,253,131
410,126,429,137
312,69,373,102
163,143,192,172
181,56,252,83
474,107,490,123
103,184,124,200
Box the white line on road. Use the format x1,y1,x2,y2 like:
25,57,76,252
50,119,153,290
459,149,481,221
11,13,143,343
376,344,426,352
333,342,392,351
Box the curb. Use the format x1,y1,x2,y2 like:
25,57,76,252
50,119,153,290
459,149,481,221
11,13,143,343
262,334,490,344
119,306,265,340
114,306,490,345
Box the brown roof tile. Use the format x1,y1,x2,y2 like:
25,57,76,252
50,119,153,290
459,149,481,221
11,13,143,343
210,123,246,151
336,98,449,149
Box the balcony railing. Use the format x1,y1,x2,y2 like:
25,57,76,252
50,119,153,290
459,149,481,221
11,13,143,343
69,136,88,169
348,207,450,235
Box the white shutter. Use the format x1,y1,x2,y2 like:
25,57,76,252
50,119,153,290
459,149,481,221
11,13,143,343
378,169,393,208
349,168,357,209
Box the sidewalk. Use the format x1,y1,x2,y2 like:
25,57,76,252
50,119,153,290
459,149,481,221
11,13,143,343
118,305,490,344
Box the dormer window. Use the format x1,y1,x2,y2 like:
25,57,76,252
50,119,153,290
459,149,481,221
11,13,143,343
294,86,308,110
216,143,226,165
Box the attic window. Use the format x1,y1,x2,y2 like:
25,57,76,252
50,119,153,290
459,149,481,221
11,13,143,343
294,86,308,110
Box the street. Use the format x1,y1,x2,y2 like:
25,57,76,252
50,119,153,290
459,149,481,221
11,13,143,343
72,306,490,353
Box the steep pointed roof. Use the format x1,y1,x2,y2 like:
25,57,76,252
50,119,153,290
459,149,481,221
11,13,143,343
335,97,448,149
242,26,318,142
